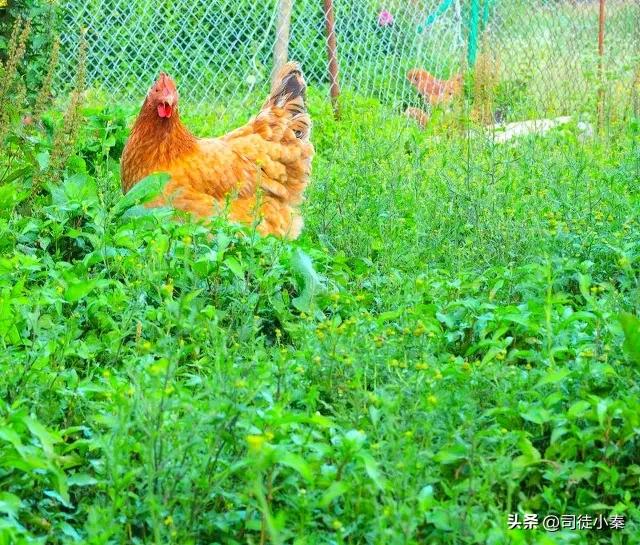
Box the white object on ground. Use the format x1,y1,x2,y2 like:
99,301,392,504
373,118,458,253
486,116,593,143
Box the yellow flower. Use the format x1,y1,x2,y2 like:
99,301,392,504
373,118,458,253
149,363,164,375
182,236,192,245
246,434,266,452
164,516,173,526
332,519,343,530
161,283,174,297
427,394,437,405
415,362,429,370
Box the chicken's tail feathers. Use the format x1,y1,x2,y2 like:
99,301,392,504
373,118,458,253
263,61,311,141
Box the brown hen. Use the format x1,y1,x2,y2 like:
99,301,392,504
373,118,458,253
406,69,462,106
121,62,313,238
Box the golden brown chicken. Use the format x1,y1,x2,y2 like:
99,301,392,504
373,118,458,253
121,62,313,238
406,69,462,106
404,106,430,129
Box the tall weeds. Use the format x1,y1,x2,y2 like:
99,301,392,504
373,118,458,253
33,36,61,122
472,33,500,126
47,30,87,176
31,29,87,194
0,18,31,141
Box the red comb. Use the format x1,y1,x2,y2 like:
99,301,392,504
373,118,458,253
155,72,177,92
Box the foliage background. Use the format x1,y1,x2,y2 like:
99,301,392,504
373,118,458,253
0,1,639,544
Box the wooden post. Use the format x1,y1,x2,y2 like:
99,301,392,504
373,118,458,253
323,0,341,119
467,0,480,68
272,0,293,87
597,0,606,133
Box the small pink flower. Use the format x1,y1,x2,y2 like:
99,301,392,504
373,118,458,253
378,9,394,27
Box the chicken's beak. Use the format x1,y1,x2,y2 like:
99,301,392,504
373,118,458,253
161,93,175,107
157,93,176,118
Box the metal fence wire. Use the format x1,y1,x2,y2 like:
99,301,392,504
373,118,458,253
57,0,640,123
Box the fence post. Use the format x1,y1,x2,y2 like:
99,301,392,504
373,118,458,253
467,0,480,68
272,0,293,87
597,0,606,133
323,0,341,119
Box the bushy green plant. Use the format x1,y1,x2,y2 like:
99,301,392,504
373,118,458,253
1,16,640,542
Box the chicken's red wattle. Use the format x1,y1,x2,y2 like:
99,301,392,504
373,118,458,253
158,103,173,118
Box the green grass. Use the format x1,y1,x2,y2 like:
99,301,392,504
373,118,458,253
1,91,640,545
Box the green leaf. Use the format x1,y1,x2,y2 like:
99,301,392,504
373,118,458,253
291,249,324,312
23,416,61,458
520,405,552,425
567,400,591,419
64,279,99,303
68,473,98,487
418,485,435,510
516,435,541,466
0,166,31,186
113,172,170,216
36,151,50,171
277,452,313,482
377,309,403,324
536,368,571,387
0,427,24,452
320,481,348,507
434,443,468,465
620,313,640,365
0,182,28,216
223,256,244,280
0,492,22,518
359,452,386,490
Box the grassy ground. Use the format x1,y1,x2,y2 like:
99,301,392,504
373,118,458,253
1,90,640,545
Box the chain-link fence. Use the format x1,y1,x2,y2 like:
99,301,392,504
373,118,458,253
56,0,640,124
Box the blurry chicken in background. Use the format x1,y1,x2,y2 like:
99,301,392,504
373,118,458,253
121,62,313,239
404,69,463,129
406,69,463,106
404,107,430,129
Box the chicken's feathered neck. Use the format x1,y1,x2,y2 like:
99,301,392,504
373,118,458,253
121,99,198,193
